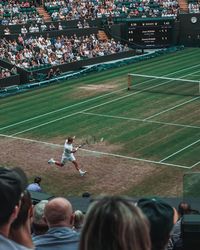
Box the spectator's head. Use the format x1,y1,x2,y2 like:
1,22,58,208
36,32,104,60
44,197,74,228
137,198,174,250
9,190,33,247
32,200,49,235
0,167,27,234
178,201,191,217
34,176,41,185
73,210,84,232
10,190,32,230
80,196,151,250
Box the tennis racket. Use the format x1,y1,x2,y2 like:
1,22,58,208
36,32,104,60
76,135,104,149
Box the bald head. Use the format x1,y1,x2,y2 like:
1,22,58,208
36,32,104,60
44,197,73,228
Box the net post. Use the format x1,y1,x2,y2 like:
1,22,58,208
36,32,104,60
199,81,200,95
128,74,131,91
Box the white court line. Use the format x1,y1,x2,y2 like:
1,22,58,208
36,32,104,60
0,87,127,131
0,133,191,169
11,111,82,136
190,161,200,168
3,61,200,168
143,69,200,120
81,111,200,129
160,138,200,163
10,68,200,136
80,111,200,168
144,96,200,120
1,63,200,132
11,75,194,136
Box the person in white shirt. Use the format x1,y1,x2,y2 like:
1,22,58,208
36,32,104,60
21,25,28,35
48,136,87,176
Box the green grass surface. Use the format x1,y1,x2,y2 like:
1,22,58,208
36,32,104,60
0,47,200,197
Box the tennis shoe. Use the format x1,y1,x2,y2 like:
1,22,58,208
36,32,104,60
48,158,55,165
79,170,87,177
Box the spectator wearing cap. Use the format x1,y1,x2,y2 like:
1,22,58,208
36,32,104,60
27,177,42,192
32,200,49,237
137,197,175,250
33,197,80,250
9,190,34,249
0,166,31,250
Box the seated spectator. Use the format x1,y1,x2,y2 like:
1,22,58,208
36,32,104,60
168,202,199,250
49,23,56,30
73,210,84,232
40,22,48,32
9,190,34,249
83,20,89,28
54,67,61,76
58,22,63,30
33,197,80,250
27,176,42,192
33,24,40,33
0,166,29,249
137,198,175,250
4,68,11,77
4,27,11,35
32,200,49,237
80,196,151,250
21,25,28,35
28,72,36,83
11,66,18,75
29,24,35,33
77,21,83,29
46,68,54,79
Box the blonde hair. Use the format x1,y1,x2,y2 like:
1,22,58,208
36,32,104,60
80,196,151,250
73,210,84,231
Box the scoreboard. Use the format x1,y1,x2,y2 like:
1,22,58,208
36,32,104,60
127,18,175,48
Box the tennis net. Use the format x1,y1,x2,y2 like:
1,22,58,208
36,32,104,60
127,73,200,96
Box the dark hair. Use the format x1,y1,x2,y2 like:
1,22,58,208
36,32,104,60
67,137,74,143
11,190,32,229
80,196,151,250
137,198,174,250
178,202,191,217
34,177,41,184
0,167,27,226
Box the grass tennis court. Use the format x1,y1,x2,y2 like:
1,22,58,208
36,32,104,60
0,47,200,197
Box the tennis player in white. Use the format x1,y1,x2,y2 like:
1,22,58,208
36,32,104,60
48,137,87,176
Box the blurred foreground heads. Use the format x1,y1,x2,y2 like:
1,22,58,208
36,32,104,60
33,197,80,250
0,166,33,249
138,197,174,250
79,195,151,250
32,200,49,237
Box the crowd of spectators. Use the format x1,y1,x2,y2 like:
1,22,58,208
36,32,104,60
0,0,183,32
45,0,180,21
188,2,200,13
0,0,192,84
0,0,180,27
0,65,17,79
0,34,129,70
0,0,43,25
0,67,11,78
1,166,200,250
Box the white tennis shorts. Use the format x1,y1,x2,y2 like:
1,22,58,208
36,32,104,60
61,154,76,164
